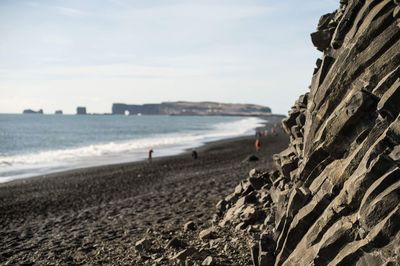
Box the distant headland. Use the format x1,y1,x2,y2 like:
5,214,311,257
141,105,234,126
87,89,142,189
112,101,272,116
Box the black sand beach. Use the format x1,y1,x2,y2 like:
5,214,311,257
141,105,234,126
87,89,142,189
0,132,288,265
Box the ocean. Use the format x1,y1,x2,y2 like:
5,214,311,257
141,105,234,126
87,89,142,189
0,114,263,183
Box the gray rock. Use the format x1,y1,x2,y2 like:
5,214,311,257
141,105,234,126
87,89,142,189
135,238,151,253
166,237,185,249
199,228,216,241
172,247,197,261
183,221,197,232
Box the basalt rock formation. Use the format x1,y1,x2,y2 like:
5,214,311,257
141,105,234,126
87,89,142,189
112,101,272,116
215,1,400,265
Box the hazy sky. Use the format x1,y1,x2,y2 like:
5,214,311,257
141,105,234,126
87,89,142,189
0,0,338,115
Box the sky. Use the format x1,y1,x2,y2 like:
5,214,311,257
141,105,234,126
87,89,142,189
0,0,339,115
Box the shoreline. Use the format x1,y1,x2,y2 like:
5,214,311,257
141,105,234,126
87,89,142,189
0,131,289,265
0,116,273,184
0,134,252,187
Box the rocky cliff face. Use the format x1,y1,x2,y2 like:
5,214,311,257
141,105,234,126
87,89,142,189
217,1,400,265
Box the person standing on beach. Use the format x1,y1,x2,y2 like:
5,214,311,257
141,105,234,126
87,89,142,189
192,150,198,159
255,139,261,152
148,148,154,161
255,130,262,152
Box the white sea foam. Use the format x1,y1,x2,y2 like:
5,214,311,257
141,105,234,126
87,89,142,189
0,117,262,182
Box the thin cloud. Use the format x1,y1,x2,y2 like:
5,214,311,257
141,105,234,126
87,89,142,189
55,6,87,17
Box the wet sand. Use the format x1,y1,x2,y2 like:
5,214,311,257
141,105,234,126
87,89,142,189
0,132,288,265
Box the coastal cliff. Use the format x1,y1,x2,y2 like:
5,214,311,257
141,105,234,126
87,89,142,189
112,101,272,116
213,1,400,265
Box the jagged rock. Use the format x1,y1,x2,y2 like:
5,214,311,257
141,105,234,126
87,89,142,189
135,238,151,253
311,28,335,51
248,176,268,191
234,180,254,197
236,192,257,208
240,205,264,225
183,221,197,232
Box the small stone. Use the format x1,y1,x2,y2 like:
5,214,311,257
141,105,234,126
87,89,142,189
172,248,197,261
154,256,166,263
235,222,247,231
135,238,151,252
199,227,216,241
183,221,197,232
224,244,229,252
202,256,215,266
166,237,185,249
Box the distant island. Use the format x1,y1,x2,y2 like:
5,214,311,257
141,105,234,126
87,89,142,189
23,109,43,114
112,101,272,116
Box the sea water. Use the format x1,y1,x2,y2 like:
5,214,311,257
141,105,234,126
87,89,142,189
0,114,263,183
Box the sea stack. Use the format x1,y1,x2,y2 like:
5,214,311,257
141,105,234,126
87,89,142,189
76,107,87,115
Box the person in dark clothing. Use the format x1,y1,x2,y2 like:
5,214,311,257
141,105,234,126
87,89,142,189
148,149,154,161
192,150,198,159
